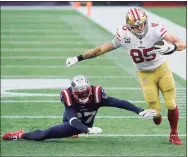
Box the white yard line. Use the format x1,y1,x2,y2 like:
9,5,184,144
1,65,117,69
2,41,99,45
78,134,187,137
0,100,186,105
0,133,186,137
1,86,186,90
1,34,93,39
1,76,135,79
1,48,87,52
1,29,93,33
1,115,186,119
1,34,87,38
1,56,119,60
1,29,96,32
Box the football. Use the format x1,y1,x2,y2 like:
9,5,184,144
153,40,165,49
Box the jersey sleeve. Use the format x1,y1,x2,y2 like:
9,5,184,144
115,28,123,42
110,27,123,49
92,86,108,105
111,37,121,49
101,96,143,114
111,25,129,49
155,23,168,40
60,92,65,104
60,89,73,106
100,87,108,100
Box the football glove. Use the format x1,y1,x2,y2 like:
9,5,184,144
66,57,78,67
139,109,157,119
152,40,177,55
87,127,102,134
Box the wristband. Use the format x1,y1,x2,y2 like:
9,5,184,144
77,55,83,62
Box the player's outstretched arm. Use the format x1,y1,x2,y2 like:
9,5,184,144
101,96,157,119
65,42,114,67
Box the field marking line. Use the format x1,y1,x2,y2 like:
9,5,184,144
1,48,91,51
1,84,185,90
1,34,91,38
0,133,186,137
1,34,96,38
1,28,81,31
79,134,187,137
1,29,94,34
1,76,136,79
1,116,186,119
1,56,121,60
2,40,101,45
1,29,96,32
1,65,118,69
0,100,186,105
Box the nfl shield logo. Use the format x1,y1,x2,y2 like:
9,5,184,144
124,37,130,43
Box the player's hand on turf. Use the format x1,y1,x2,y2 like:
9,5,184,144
66,57,78,67
139,109,157,119
152,40,176,55
87,127,102,134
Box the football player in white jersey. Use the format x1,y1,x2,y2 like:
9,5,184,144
65,8,186,145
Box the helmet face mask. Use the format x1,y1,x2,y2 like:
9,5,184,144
71,75,92,104
126,8,148,38
73,87,92,104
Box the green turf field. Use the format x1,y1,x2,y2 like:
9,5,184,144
1,7,186,156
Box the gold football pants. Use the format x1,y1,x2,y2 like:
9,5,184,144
137,62,176,115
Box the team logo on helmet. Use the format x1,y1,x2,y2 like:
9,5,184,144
126,8,148,38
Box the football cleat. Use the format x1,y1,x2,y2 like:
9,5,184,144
169,132,182,145
2,130,24,140
153,115,162,125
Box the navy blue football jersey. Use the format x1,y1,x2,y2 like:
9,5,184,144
60,85,106,126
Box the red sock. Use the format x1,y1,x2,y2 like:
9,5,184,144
168,105,179,134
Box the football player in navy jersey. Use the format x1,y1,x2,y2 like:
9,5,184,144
2,75,157,141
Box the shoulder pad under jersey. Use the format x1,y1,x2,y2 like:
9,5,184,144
151,22,168,39
93,86,108,103
60,88,73,106
115,25,128,42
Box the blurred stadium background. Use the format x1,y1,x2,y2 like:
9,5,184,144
1,1,186,156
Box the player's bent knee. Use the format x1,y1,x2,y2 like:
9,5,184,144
163,88,176,110
165,100,176,110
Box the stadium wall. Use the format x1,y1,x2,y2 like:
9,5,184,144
76,6,186,80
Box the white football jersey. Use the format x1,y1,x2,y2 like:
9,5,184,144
114,22,168,71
